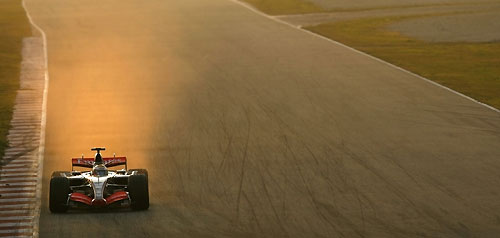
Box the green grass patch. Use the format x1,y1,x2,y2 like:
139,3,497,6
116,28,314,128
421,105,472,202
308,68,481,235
0,0,32,159
305,15,500,109
241,0,324,15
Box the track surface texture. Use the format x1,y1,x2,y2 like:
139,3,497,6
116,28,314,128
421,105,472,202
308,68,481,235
23,0,500,237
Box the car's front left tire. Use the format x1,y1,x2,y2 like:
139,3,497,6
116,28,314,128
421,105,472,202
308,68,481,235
49,176,70,213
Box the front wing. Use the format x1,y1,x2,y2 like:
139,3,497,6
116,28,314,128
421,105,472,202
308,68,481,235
68,191,130,208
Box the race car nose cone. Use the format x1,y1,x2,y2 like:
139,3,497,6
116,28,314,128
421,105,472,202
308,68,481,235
91,198,107,207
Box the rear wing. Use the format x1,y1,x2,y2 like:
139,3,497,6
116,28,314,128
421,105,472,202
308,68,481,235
72,156,127,170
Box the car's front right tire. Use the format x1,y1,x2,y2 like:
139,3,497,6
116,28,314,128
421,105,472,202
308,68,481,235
128,174,149,210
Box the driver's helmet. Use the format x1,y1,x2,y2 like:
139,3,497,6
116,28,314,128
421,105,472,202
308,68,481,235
92,164,108,177
95,153,103,164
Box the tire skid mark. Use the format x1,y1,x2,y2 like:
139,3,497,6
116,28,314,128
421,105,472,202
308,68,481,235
255,93,365,236
235,106,251,222
282,135,347,237
423,173,492,221
256,163,288,235
340,143,472,237
241,191,264,234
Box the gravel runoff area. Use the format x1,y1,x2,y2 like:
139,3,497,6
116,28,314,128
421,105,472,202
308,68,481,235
307,0,496,10
277,2,500,26
389,11,500,42
276,1,500,44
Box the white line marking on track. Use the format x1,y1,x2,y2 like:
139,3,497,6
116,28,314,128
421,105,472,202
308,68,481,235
0,168,37,172
2,236,33,238
0,189,36,193
3,151,37,156
4,139,39,144
3,147,37,152
0,177,37,181
0,174,38,177
0,191,36,196
1,164,37,168
0,199,36,203
0,163,36,167
0,216,33,221
0,223,33,227
0,211,33,215
0,236,33,238
0,204,32,209
1,163,37,167
1,164,36,168
0,193,36,197
230,0,500,113
0,229,33,234
1,159,39,163
0,174,37,179
0,174,37,178
0,182,36,188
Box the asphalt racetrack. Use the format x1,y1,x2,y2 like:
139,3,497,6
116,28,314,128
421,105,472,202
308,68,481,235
23,0,500,237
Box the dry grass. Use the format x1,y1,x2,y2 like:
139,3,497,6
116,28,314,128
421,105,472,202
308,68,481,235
241,0,324,15
240,0,490,15
306,1,495,12
0,0,31,158
305,15,500,109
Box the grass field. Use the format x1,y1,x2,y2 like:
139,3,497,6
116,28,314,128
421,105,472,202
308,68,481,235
305,15,500,109
0,0,31,159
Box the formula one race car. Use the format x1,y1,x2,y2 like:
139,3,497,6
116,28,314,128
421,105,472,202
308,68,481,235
49,147,149,213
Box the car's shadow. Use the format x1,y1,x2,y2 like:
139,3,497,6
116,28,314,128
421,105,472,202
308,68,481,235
51,207,150,215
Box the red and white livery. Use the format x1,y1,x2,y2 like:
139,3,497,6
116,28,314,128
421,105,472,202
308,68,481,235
49,147,149,212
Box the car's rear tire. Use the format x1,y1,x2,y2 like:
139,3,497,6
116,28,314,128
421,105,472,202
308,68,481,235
128,174,149,210
49,176,70,213
51,171,70,178
128,169,148,180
